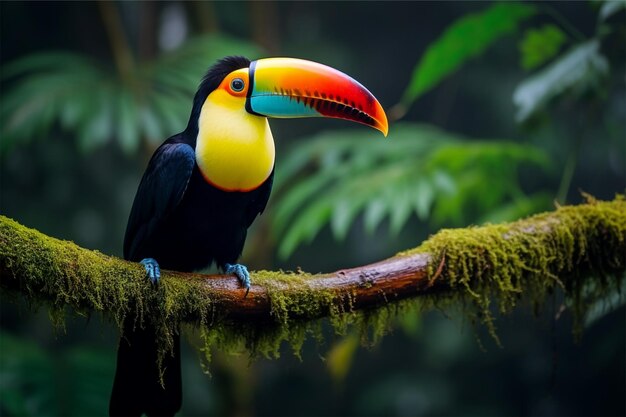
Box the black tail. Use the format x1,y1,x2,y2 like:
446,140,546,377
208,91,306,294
109,318,182,417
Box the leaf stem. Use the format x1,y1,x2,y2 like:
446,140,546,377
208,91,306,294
556,121,586,204
556,146,577,204
540,4,587,43
98,1,135,81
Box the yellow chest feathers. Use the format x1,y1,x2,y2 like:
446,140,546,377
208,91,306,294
195,90,275,192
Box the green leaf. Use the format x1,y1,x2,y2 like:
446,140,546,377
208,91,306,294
364,196,390,235
326,334,359,383
140,104,165,144
1,52,98,80
599,0,626,22
150,34,262,94
78,86,115,153
389,184,414,235
116,90,140,154
401,2,536,106
278,199,333,259
150,90,189,137
273,169,338,235
513,39,609,122
519,24,567,70
430,169,457,195
60,89,94,129
331,197,361,240
413,178,435,220
479,192,552,224
1,35,261,154
0,53,106,152
273,123,551,258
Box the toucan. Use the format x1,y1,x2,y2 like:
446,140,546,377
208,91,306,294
109,56,388,417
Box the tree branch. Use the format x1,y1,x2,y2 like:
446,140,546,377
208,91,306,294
1,197,625,334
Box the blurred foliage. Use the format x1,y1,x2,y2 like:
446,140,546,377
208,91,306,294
0,34,260,154
519,24,567,70
271,0,624,257
273,123,551,258
0,330,114,416
598,0,626,22
400,2,536,107
512,0,623,204
513,0,622,123
514,39,609,123
325,333,359,384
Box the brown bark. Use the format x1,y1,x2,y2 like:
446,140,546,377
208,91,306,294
169,252,432,320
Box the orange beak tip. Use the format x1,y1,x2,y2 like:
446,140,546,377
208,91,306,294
378,110,389,137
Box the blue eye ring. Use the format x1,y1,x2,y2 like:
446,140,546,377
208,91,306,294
231,78,245,92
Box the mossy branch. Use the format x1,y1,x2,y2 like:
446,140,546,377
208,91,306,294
1,197,625,345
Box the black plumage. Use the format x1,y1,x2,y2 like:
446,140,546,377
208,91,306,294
110,56,273,417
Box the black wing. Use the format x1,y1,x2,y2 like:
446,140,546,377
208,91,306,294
123,140,196,261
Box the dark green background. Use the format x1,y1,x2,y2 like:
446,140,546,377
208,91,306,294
1,2,624,416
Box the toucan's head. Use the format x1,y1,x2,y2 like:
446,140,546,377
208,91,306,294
190,56,388,192
188,56,388,137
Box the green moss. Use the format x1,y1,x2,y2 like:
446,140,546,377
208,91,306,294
253,270,340,325
184,270,344,362
0,216,184,368
401,195,626,339
1,196,625,369
0,216,145,326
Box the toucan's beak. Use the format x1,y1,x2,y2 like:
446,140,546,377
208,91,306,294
246,57,388,137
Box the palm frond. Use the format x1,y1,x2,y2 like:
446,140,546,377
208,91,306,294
1,34,262,154
273,123,552,258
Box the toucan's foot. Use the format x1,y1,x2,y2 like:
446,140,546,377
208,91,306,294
225,263,251,294
140,258,161,284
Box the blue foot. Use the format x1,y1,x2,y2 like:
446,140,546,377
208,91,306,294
140,258,161,284
225,263,251,295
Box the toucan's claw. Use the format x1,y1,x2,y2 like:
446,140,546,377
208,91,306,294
225,263,251,295
140,258,161,284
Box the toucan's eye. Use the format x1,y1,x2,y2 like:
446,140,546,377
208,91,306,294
230,78,245,92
